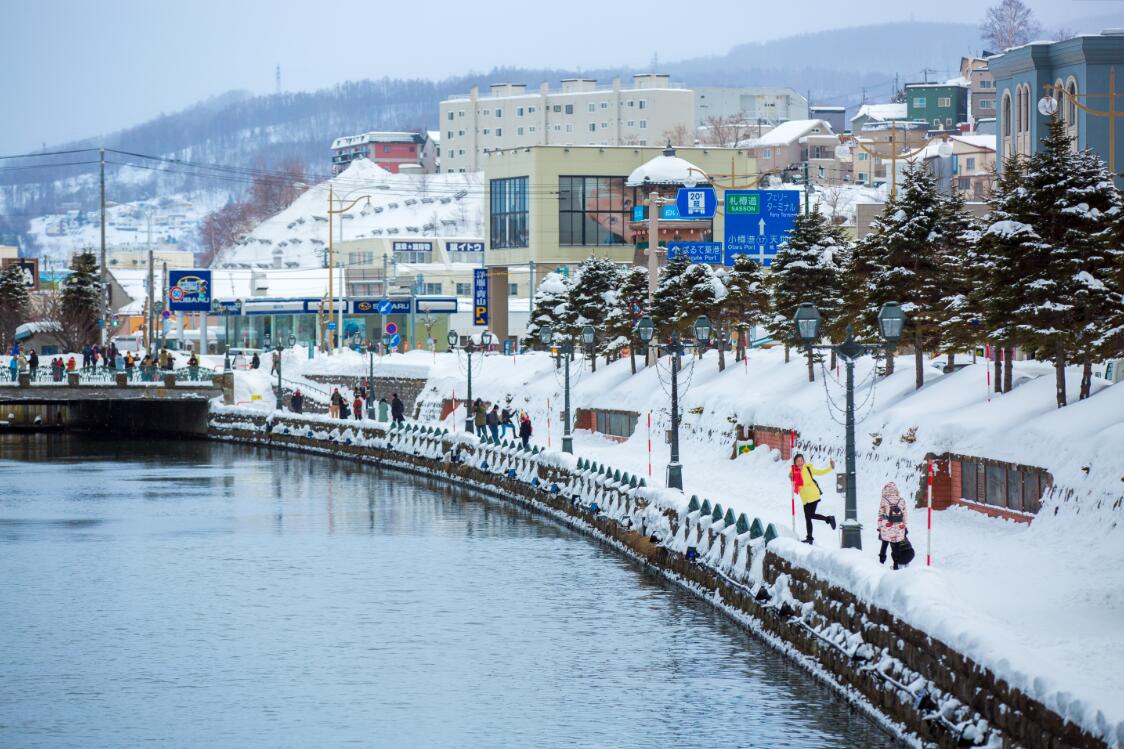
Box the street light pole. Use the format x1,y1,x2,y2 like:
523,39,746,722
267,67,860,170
562,340,572,453
99,148,107,345
793,302,905,550
275,343,283,411
667,332,682,488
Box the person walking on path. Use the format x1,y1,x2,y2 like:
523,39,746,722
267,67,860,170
352,394,364,421
390,393,405,424
250,352,260,369
8,354,19,381
792,453,836,544
486,405,500,442
28,349,38,379
270,349,280,376
67,355,77,372
290,389,304,414
329,388,343,419
877,482,910,569
500,405,515,439
473,398,487,438
518,411,533,449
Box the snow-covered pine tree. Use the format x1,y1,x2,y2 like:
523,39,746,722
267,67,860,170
59,251,102,352
1012,116,1117,407
566,256,622,371
650,252,692,339
861,162,947,389
720,254,770,364
1067,146,1123,399
524,271,571,350
766,210,850,380
935,188,983,371
0,262,31,353
603,265,649,374
679,262,723,368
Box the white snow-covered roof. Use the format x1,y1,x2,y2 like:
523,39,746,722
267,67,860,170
951,133,997,151
330,131,426,150
625,146,708,186
110,266,335,313
850,102,907,123
743,119,834,148
15,321,61,340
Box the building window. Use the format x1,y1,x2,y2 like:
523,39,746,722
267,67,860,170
517,107,524,116
1002,92,1012,137
565,124,573,133
600,121,608,129
496,128,502,136
553,105,561,113
529,126,536,133
393,241,433,264
495,108,503,118
483,128,490,135
627,99,634,107
934,118,941,128
762,148,772,159
458,130,465,136
913,97,926,108
447,112,454,121
600,101,608,109
626,120,635,127
422,282,442,295
639,99,647,109
979,99,994,110
348,251,374,265
639,120,647,129
565,104,574,115
447,131,453,139
528,106,535,113
966,157,976,170
589,123,596,132
958,176,971,191
458,111,464,117
558,176,631,246
509,283,519,296
455,282,471,296
938,97,951,107
595,410,639,438
489,176,529,249
588,103,596,113
554,124,561,132
517,127,524,135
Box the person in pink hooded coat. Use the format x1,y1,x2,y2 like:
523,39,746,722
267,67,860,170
877,481,908,568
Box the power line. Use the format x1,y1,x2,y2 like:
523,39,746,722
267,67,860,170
0,147,99,161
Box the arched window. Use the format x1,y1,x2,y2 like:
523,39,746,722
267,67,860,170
1065,77,1079,147
1002,91,1012,137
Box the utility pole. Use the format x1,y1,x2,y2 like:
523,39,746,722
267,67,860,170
146,248,154,354
528,259,536,318
803,161,810,214
646,189,660,368
99,148,107,345
161,261,168,351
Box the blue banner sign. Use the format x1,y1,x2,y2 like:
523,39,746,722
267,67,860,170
632,204,711,222
473,268,488,326
353,298,410,314
675,187,717,219
447,241,484,253
212,299,242,315
668,242,724,264
723,190,800,267
168,269,212,312
393,240,433,252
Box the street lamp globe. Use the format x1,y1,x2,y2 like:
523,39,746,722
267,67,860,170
636,316,654,345
288,334,296,348
1038,96,1059,117
581,324,595,347
446,329,459,348
480,330,493,347
538,324,553,346
877,302,906,344
793,303,823,344
937,140,954,158
693,315,711,344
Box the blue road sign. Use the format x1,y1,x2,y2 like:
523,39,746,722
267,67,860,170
167,269,212,312
668,242,723,264
723,190,800,267
676,187,716,219
377,298,392,315
388,333,401,348
327,321,337,331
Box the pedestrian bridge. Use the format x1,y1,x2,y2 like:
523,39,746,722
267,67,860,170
0,371,226,435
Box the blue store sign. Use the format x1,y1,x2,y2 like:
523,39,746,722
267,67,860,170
167,269,212,312
473,268,488,326
353,298,410,314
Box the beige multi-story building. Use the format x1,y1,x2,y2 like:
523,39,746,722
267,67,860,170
87,244,195,271
439,74,693,173
481,144,757,340
743,119,835,177
694,86,808,126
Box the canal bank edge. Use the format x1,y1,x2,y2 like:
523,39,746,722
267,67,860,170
207,409,1107,749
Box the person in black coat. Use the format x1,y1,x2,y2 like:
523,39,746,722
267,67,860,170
290,389,303,414
518,412,532,449
390,393,405,424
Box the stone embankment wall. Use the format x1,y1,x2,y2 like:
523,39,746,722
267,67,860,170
208,410,1108,749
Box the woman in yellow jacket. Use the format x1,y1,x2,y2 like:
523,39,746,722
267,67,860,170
791,453,837,543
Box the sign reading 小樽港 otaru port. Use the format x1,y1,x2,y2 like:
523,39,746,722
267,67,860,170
167,269,212,312
723,190,799,267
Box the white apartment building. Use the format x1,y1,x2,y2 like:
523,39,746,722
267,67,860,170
438,74,693,172
694,87,808,126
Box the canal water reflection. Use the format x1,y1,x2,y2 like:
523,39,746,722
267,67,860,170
0,436,901,748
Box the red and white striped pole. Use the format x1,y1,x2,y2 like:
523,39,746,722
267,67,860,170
985,344,992,403
647,411,652,478
790,430,797,536
926,459,934,567
547,398,552,449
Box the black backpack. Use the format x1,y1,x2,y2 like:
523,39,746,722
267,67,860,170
887,501,904,526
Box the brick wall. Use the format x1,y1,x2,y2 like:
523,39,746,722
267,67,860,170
752,426,796,460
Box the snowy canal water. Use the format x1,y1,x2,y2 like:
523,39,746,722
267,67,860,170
0,436,901,748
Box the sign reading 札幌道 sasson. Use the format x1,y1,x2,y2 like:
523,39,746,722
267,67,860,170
722,190,799,267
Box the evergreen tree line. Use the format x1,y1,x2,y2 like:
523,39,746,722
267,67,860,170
527,117,1124,409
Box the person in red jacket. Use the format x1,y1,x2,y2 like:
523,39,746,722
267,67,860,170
352,394,364,421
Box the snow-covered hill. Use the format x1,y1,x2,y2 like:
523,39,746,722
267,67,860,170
212,160,483,268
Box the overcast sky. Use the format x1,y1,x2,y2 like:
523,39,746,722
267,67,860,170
0,0,1106,153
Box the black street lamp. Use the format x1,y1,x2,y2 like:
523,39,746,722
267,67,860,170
448,328,490,435
367,338,377,401
581,324,595,356
539,323,574,453
637,314,710,490
274,342,284,411
794,301,905,550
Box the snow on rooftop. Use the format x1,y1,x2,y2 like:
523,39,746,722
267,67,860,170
850,102,907,123
625,146,708,187
330,131,425,150
742,119,834,148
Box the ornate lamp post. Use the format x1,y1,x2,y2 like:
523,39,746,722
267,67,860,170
637,314,710,490
448,329,490,434
793,301,905,549
274,342,284,411
581,324,595,360
538,324,573,453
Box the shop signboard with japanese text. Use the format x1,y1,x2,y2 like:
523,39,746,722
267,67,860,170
473,268,488,325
